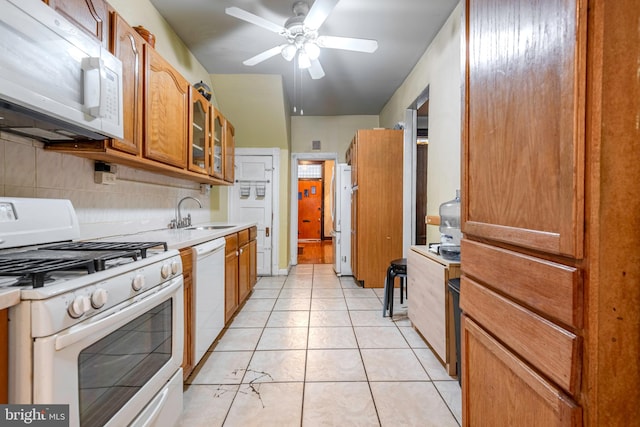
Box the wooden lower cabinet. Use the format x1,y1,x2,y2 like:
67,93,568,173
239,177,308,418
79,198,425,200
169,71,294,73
225,228,258,322
179,248,195,380
462,317,582,426
224,234,239,323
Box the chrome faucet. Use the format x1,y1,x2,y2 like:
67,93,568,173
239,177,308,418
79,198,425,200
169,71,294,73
170,196,202,228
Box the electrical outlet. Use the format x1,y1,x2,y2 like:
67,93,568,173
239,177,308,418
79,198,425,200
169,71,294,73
94,171,117,185
200,184,211,195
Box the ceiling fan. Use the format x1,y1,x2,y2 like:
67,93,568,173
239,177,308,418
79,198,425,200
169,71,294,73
225,0,378,79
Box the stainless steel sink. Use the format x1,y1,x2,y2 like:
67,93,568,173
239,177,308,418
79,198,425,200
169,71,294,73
186,225,236,231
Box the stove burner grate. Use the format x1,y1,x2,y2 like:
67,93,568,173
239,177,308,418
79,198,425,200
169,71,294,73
0,258,96,288
44,241,168,258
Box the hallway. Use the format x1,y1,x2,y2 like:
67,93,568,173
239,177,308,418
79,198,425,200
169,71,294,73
181,264,461,426
297,240,333,264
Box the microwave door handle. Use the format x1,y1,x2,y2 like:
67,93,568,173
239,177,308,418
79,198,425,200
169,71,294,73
82,57,104,118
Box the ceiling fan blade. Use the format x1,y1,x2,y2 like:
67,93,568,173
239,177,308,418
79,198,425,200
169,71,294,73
308,59,325,79
317,35,378,53
304,0,340,30
243,45,285,66
225,7,285,34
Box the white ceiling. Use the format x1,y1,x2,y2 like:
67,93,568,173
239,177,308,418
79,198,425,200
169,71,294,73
148,0,459,116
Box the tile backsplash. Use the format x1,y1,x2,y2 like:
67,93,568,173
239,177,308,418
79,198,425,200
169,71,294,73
0,133,212,240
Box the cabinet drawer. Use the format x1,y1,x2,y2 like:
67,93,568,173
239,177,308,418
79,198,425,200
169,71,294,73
225,233,238,255
238,228,250,246
462,316,582,426
460,277,580,395
461,239,581,328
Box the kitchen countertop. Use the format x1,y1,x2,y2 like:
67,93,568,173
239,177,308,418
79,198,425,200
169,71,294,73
0,288,20,310
411,245,461,267
96,222,257,250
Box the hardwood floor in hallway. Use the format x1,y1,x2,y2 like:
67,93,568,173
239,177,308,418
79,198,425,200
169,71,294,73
297,239,333,264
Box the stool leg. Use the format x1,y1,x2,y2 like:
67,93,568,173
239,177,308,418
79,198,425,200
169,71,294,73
399,275,404,304
389,272,395,317
382,266,392,317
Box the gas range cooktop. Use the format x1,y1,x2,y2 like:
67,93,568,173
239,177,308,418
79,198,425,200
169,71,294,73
0,241,168,288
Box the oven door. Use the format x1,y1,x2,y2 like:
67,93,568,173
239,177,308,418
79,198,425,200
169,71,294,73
32,276,183,427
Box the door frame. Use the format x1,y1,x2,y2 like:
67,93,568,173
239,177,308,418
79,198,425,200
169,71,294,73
290,152,339,266
230,147,281,276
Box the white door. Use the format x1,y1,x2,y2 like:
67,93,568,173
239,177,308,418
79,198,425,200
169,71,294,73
229,154,274,276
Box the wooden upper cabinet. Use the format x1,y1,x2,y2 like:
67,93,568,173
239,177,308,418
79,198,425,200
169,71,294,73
45,0,109,48
463,0,586,258
189,88,210,174
224,119,235,183
109,13,144,156
144,46,189,168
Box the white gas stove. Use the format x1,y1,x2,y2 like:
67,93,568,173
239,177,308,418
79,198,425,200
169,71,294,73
0,197,184,427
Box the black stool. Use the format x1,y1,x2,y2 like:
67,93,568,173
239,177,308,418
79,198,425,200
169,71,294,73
382,258,407,317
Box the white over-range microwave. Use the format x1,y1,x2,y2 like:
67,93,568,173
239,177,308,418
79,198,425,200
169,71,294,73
0,0,123,141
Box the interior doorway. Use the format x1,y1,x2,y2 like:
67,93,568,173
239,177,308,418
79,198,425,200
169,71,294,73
290,153,339,266
415,98,429,245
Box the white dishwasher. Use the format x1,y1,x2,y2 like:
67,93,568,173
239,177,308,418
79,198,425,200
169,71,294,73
192,238,226,365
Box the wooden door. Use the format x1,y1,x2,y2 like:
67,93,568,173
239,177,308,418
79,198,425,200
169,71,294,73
464,0,585,258
144,46,189,168
211,108,224,179
109,13,144,156
298,180,323,240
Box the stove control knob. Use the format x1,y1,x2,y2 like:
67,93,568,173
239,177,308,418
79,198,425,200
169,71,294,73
171,260,180,275
68,295,91,318
160,263,171,279
132,274,145,291
91,288,108,308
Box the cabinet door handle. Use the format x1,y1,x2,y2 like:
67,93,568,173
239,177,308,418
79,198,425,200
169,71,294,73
265,227,270,237
239,248,243,254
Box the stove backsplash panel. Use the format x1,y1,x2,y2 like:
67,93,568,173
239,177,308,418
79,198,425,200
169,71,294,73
0,133,224,239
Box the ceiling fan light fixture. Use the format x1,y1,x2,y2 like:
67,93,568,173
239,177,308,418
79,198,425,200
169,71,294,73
298,50,311,69
281,44,297,61
304,42,320,60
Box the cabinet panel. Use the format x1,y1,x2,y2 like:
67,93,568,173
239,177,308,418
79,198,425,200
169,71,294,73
461,239,581,328
463,0,585,257
211,108,224,179
224,120,235,183
188,88,209,174
462,317,582,427
238,240,251,303
109,13,144,155
179,248,194,380
224,234,239,323
145,46,189,168
461,277,580,395
46,0,108,47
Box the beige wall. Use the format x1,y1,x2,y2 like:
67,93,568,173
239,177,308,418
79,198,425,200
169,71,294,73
109,0,213,98
380,2,463,244
291,116,379,163
210,74,292,271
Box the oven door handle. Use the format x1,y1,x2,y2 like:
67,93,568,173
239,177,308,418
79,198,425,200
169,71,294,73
55,277,182,351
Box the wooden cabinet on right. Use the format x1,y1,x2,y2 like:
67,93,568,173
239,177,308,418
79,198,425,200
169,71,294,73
347,129,403,288
223,118,235,184
462,1,640,426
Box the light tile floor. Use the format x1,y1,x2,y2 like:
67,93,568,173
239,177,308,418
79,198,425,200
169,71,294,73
181,264,462,427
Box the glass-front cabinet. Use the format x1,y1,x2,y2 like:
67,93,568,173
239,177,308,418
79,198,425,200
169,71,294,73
211,108,224,180
189,88,209,174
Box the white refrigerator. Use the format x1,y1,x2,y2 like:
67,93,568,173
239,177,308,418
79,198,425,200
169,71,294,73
332,163,352,276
